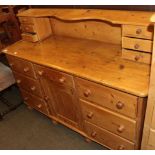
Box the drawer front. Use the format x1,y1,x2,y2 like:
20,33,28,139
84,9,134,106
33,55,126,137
21,33,38,42
122,25,153,40
21,89,49,115
21,24,36,33
75,78,138,119
13,72,43,98
19,17,35,24
122,49,151,64
35,65,74,88
85,121,135,150
7,55,36,79
122,37,152,53
80,99,136,141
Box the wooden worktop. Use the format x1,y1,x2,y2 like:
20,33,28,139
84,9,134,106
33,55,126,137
17,8,154,26
3,36,150,97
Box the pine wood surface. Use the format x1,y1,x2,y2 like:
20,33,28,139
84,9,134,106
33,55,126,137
3,36,150,97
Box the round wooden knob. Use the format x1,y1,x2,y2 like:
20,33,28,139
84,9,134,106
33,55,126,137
23,67,29,72
117,125,125,133
25,27,29,30
134,55,140,61
24,97,28,101
59,77,66,83
17,79,21,84
118,145,125,150
83,89,91,97
38,70,44,76
91,131,97,138
136,28,142,35
37,104,42,108
30,86,36,91
44,96,49,102
87,112,94,119
134,44,140,49
10,63,14,67
116,101,124,109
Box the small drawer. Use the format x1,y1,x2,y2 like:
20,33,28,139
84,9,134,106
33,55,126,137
122,37,153,53
122,49,151,64
21,33,38,42
13,72,43,98
20,24,36,33
35,65,74,88
85,121,135,150
75,77,138,119
19,17,35,24
122,25,153,40
6,55,36,79
80,99,136,142
21,89,49,115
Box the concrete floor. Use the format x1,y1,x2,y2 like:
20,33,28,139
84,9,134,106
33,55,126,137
0,86,107,150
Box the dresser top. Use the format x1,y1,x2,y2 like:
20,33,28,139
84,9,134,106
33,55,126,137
3,36,150,97
17,8,155,26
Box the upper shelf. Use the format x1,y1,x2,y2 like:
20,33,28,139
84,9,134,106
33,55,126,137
17,8,155,26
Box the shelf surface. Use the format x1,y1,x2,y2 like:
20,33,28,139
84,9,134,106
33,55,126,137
17,8,154,26
3,36,150,97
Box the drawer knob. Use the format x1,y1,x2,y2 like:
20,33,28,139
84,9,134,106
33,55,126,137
91,131,97,138
118,145,125,150
116,101,124,109
37,104,42,108
136,28,142,35
117,125,125,133
59,77,66,83
10,63,14,67
25,27,29,30
23,67,29,72
38,70,44,76
134,55,140,61
134,44,140,49
17,79,21,84
30,86,36,91
44,96,49,102
83,89,91,97
87,112,94,119
24,97,28,101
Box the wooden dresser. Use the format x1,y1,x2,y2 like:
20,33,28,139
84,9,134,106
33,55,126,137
2,9,155,150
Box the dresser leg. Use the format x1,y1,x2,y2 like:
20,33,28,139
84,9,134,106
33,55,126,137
85,137,92,143
27,105,33,110
52,120,58,125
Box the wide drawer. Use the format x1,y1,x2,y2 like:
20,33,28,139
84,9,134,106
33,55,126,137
21,33,38,42
18,17,35,24
6,55,36,79
122,37,152,53
122,49,151,64
20,24,36,33
35,65,74,88
122,25,153,40
21,89,49,115
13,72,43,98
75,77,138,119
85,121,135,150
80,99,136,142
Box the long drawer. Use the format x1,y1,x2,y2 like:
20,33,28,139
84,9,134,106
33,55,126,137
85,121,135,150
7,55,36,79
80,99,136,142
13,72,43,98
75,77,138,119
122,37,153,53
20,89,49,115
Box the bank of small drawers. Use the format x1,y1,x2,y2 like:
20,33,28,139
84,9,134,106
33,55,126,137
122,25,153,64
